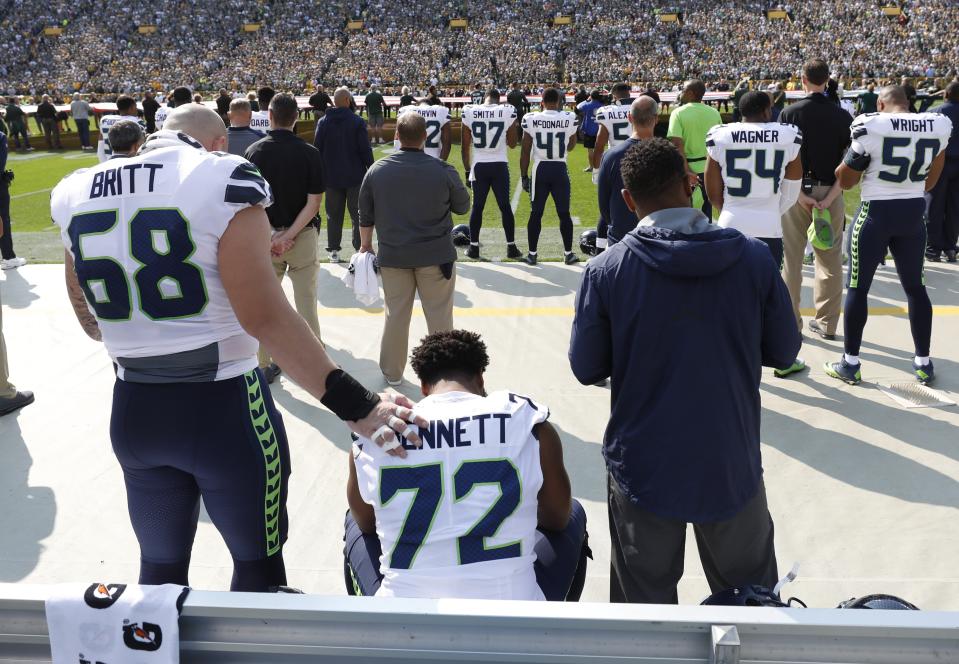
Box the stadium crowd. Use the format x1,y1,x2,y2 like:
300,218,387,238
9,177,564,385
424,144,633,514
1,0,957,96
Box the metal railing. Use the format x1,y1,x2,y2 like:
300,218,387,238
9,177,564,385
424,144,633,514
1,583,957,663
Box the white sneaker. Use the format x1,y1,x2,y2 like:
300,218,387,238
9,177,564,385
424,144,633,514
329,250,340,263
1,257,27,270
384,375,403,387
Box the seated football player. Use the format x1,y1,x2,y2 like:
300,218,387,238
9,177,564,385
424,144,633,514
344,330,590,601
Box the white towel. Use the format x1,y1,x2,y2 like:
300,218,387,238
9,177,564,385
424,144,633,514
343,252,381,305
45,583,189,664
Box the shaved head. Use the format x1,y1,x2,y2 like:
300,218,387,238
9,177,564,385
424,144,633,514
630,96,659,126
164,104,227,150
334,86,352,107
878,85,910,110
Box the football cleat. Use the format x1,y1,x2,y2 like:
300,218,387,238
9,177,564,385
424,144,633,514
506,244,523,259
913,360,934,385
523,253,537,266
824,358,861,385
465,244,480,259
564,253,581,265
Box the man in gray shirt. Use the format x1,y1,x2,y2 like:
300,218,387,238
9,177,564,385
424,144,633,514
226,98,265,156
70,93,94,150
359,111,471,385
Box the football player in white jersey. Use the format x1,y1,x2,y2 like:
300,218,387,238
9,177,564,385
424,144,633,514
827,85,952,386
96,95,147,162
591,82,633,171
51,104,427,592
520,88,579,265
394,101,451,160
153,86,192,131
460,88,521,260
249,86,275,133
705,91,807,378
346,330,589,600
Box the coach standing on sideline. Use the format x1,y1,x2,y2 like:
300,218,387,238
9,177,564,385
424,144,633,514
246,93,325,383
667,80,721,216
779,58,852,340
927,81,959,263
359,112,470,386
314,87,373,262
142,91,160,133
70,94,93,150
570,138,800,604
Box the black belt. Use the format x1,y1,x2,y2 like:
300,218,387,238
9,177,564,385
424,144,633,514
687,156,707,163
273,219,319,232
804,177,835,187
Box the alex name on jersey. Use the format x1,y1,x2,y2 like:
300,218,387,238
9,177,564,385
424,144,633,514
462,103,517,166
521,110,578,163
706,121,802,237
394,104,451,159
595,102,632,149
352,390,549,600
846,112,953,201
249,110,271,132
50,132,274,382
97,114,148,162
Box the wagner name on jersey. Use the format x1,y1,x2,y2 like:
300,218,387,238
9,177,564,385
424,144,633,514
97,114,148,162
521,109,578,163
50,131,274,383
845,111,953,201
462,103,517,169
352,390,549,600
595,101,632,149
394,104,451,159
706,121,802,237
249,109,271,132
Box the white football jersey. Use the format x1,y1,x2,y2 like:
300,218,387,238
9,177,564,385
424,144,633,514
706,122,802,238
153,105,169,131
97,114,148,162
352,390,548,600
522,110,578,163
595,101,633,149
847,111,952,201
394,104,451,159
462,103,517,167
51,132,274,382
250,110,271,132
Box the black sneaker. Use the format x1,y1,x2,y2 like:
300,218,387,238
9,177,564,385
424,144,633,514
925,248,942,263
506,244,523,259
0,391,34,417
564,253,581,265
465,244,480,259
945,249,957,263
523,253,537,266
262,363,282,384
807,319,836,341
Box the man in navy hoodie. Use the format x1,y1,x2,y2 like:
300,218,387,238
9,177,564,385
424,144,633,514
569,138,800,604
314,87,375,262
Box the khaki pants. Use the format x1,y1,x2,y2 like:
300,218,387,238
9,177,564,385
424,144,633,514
258,228,321,367
781,185,846,335
379,265,455,381
0,286,16,398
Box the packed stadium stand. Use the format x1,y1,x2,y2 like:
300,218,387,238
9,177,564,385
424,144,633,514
1,0,957,95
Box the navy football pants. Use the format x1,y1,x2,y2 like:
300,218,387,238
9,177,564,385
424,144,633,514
528,161,574,253
845,198,932,356
111,369,291,591
343,499,590,600
470,161,515,244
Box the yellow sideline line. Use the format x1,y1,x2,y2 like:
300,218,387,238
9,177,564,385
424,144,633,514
318,305,959,318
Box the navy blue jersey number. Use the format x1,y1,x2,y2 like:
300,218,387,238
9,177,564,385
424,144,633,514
879,137,941,183
535,132,566,160
380,463,444,570
724,149,785,196
611,122,630,142
425,120,442,149
472,121,505,149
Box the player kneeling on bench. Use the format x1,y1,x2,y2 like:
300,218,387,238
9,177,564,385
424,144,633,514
345,330,590,600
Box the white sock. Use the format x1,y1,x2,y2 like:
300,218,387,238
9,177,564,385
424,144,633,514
844,354,860,365
529,250,537,255
470,242,479,247
507,241,516,246
565,250,573,256
915,356,930,366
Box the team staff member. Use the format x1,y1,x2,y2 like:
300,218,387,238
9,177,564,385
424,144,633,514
460,88,521,259
4,97,32,150
576,89,604,173
507,82,530,127
70,93,94,151
779,58,853,340
345,330,589,601
309,85,333,119
314,87,374,261
359,112,470,386
827,86,952,385
142,91,160,133
51,104,426,591
0,130,26,270
365,86,386,145
246,94,325,384
667,79,721,216
226,99,266,156
927,81,959,263
570,138,800,603
597,96,658,246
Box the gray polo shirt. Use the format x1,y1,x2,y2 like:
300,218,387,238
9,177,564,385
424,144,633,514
70,100,92,120
227,125,266,157
359,149,470,268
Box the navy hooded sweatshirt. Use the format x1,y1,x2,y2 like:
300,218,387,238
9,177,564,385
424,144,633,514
313,107,374,190
569,208,800,522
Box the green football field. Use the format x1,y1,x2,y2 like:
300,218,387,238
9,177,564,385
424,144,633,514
6,144,866,263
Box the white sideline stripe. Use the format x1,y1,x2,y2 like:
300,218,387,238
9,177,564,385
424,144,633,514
511,180,522,212
12,187,52,200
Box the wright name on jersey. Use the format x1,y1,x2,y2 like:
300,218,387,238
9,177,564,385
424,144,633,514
395,104,451,159
462,103,517,170
51,131,274,383
97,114,148,162
352,390,549,600
706,121,802,237
595,102,632,150
521,109,578,163
846,112,953,201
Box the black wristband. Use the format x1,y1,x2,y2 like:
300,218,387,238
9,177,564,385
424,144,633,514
320,369,381,422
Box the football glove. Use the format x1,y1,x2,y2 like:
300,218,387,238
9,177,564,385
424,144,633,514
465,178,472,190
521,175,531,193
